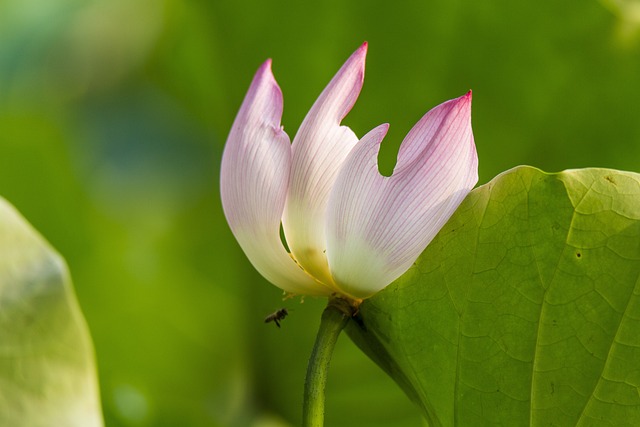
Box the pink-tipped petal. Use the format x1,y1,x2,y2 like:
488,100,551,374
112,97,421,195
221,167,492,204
282,43,368,284
326,93,478,299
220,60,326,296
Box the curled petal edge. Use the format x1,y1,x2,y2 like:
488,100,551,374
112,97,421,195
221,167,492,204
327,93,478,299
220,60,328,296
283,42,368,286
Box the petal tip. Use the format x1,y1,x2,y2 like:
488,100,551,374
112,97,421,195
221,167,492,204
307,44,368,124
232,57,284,132
347,42,368,74
451,90,472,115
457,90,472,106
363,123,390,145
256,59,276,83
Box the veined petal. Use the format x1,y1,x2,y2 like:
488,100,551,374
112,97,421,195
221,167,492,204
220,60,326,296
326,93,478,299
282,43,367,285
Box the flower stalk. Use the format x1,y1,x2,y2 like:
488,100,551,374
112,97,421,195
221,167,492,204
303,297,354,427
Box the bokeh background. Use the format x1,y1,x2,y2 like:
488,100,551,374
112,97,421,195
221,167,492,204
1,0,639,426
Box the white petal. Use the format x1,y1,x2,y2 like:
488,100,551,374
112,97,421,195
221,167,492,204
220,60,328,296
326,93,478,299
282,43,367,285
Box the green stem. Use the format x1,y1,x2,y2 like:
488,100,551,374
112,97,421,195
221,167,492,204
302,297,354,427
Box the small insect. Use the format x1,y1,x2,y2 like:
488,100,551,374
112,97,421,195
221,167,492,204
264,308,288,328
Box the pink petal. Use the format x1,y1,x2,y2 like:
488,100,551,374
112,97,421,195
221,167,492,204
282,43,367,285
326,93,478,299
220,60,327,296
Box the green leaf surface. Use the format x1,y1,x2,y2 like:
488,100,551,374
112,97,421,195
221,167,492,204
347,166,640,426
0,198,103,426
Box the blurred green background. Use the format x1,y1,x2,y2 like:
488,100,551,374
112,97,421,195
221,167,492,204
1,0,639,426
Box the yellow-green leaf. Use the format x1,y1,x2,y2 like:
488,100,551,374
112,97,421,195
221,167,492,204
0,197,103,426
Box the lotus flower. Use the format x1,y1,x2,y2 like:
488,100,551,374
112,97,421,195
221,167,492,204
220,43,478,302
